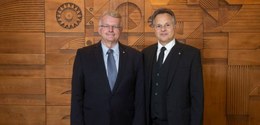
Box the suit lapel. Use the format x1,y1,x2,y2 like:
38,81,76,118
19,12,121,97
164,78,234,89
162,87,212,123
111,43,127,94
166,41,183,90
95,42,113,94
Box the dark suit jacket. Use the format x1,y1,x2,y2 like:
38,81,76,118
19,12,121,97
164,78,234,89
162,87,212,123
142,41,204,125
71,42,145,125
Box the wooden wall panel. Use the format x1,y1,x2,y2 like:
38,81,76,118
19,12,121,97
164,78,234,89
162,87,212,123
0,0,44,32
0,33,45,54
0,106,45,125
248,67,260,125
0,95,45,105
227,66,250,125
46,33,85,53
229,33,260,50
47,106,70,125
46,79,71,105
0,1,46,124
249,67,260,94
228,50,260,65
222,5,260,33
249,97,260,125
0,78,45,94
203,65,227,125
0,65,45,78
204,33,228,49
46,65,73,79
186,39,203,49
0,78,45,106
226,0,260,4
203,49,228,59
0,54,45,65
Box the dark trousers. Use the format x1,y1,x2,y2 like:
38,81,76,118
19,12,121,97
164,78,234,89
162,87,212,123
152,119,168,125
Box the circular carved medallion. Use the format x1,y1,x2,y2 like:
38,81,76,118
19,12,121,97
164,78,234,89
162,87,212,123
116,2,142,30
56,2,82,29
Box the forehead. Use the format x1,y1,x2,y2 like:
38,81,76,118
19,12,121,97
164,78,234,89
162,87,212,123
154,13,173,24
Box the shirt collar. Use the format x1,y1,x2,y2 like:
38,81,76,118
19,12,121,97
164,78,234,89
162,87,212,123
101,42,119,55
157,39,176,52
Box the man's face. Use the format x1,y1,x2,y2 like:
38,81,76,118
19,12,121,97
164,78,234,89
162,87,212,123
98,15,122,44
153,13,176,45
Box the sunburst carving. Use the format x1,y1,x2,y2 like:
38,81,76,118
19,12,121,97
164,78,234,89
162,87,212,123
56,2,82,29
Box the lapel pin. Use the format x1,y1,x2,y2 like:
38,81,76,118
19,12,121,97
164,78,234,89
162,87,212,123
178,52,181,55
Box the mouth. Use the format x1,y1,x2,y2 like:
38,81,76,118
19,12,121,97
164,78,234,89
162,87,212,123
106,33,115,36
160,33,168,36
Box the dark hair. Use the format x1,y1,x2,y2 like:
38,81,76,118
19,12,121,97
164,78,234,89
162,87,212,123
148,8,176,27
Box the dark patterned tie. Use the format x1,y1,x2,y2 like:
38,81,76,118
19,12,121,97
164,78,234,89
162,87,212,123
107,49,117,90
157,47,166,68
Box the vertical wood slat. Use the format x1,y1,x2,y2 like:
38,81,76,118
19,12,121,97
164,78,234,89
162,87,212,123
227,65,249,115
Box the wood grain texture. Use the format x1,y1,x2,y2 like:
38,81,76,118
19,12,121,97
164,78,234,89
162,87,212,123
0,78,45,94
203,65,227,125
227,65,249,115
0,54,45,65
46,79,71,105
0,0,44,32
228,50,260,65
249,96,260,125
0,105,45,125
47,106,70,125
204,33,228,49
0,33,45,54
0,65,45,78
46,65,73,78
0,95,45,105
222,5,260,33
229,33,260,50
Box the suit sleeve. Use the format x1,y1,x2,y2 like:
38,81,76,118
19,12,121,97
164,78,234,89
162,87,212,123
132,54,146,125
190,50,204,125
71,49,85,125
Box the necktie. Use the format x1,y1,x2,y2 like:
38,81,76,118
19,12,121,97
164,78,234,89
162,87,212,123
157,47,166,68
107,49,117,90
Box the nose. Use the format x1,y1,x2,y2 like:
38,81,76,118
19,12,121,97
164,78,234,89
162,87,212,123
161,26,167,31
109,26,114,32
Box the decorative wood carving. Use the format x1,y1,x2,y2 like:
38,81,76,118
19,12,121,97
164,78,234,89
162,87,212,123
56,2,83,29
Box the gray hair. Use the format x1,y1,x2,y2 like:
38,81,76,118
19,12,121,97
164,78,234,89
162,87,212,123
99,10,122,25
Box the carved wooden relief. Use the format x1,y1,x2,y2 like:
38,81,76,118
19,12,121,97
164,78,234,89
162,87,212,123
45,0,84,32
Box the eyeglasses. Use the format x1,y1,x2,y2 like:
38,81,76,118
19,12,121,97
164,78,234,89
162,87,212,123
153,23,174,30
99,25,121,30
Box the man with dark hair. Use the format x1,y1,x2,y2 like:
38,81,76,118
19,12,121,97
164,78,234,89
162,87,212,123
71,10,145,125
143,8,204,125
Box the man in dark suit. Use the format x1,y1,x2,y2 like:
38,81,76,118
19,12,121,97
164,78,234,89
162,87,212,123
71,10,145,125
142,8,204,125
